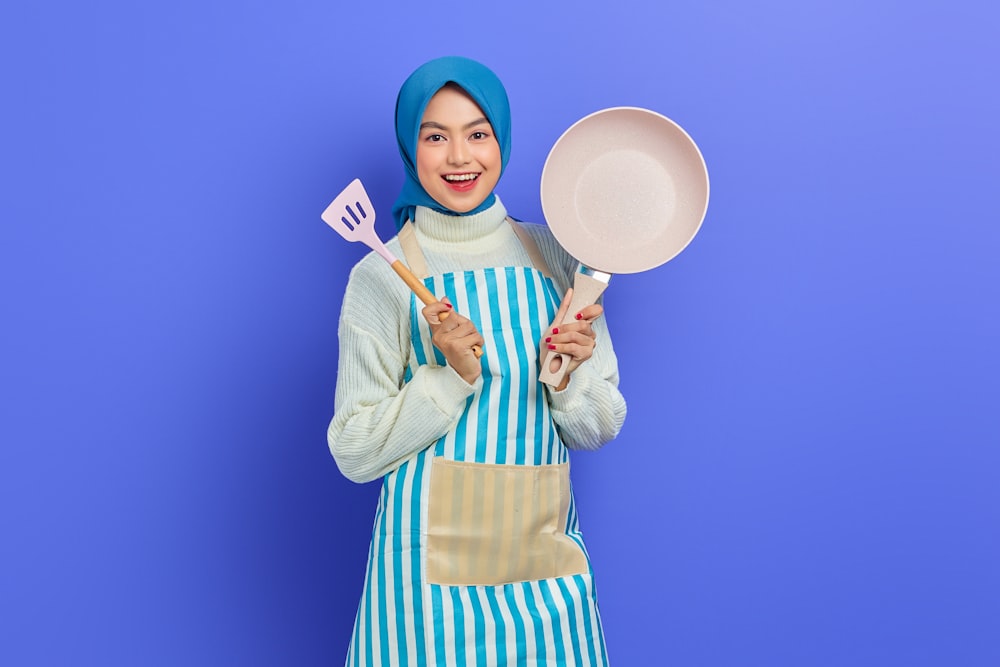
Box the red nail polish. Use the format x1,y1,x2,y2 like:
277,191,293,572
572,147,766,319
548,344,556,350
575,313,583,320
446,303,453,309
552,328,559,335
545,336,551,343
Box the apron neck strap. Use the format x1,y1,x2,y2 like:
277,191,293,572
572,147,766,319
398,218,554,279
508,218,554,278
397,221,427,278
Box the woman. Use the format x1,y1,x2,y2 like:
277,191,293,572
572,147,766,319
328,55,627,666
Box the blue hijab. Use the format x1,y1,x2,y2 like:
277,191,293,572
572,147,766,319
391,56,512,230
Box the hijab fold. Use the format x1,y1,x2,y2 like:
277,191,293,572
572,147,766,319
391,56,511,230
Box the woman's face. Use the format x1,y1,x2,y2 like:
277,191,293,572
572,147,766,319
416,85,501,213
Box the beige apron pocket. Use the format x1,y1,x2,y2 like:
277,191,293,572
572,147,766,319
426,458,589,586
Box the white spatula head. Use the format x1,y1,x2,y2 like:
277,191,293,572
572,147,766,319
321,178,396,264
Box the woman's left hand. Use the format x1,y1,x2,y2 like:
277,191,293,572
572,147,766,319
541,288,602,388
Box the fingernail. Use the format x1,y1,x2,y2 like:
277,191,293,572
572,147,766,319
575,313,583,320
545,337,551,343
446,303,453,309
552,328,559,335
547,344,556,350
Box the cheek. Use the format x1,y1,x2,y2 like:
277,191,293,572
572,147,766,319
481,140,502,169
415,146,437,189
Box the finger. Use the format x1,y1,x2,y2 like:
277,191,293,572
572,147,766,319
547,322,596,344
557,330,597,349
446,320,477,339
551,288,574,332
437,297,466,327
434,316,480,345
422,301,453,327
459,331,485,351
436,328,484,357
546,340,592,362
566,319,596,337
572,303,603,322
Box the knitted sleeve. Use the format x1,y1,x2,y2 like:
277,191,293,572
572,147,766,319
520,223,628,450
327,255,480,483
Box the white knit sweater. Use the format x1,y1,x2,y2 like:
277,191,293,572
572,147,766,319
327,197,627,483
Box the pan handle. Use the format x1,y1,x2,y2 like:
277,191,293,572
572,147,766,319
538,270,610,388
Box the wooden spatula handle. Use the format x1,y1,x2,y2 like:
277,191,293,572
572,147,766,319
390,260,436,305
390,260,483,358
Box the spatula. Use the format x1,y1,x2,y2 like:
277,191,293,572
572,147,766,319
322,178,482,358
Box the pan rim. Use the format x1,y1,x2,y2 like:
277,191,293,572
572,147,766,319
540,106,710,274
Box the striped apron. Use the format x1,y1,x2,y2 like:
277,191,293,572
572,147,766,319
345,220,609,666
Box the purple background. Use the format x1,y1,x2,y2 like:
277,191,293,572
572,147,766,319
3,1,998,665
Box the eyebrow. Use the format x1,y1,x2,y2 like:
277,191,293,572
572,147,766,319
419,117,491,132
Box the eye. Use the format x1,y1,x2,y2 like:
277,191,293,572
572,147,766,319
423,133,446,143
470,131,490,141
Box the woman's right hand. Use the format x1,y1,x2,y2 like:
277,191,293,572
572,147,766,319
422,297,484,385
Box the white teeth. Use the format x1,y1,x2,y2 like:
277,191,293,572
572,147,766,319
444,174,478,182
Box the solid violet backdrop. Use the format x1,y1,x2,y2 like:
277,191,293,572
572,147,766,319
2,1,998,665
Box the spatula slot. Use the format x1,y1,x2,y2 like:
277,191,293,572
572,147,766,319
341,202,368,231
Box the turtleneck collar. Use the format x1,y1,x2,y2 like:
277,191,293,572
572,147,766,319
413,196,509,245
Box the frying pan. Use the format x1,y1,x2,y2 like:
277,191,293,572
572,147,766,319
538,106,710,387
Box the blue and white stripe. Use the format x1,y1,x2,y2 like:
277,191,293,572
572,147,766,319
345,266,609,666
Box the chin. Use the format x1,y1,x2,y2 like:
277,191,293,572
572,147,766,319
435,192,487,214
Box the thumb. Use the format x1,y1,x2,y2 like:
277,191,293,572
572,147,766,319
553,288,574,328
438,295,454,321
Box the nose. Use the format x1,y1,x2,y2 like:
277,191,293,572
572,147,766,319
447,140,470,166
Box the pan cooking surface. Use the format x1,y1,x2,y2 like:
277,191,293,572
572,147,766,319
541,107,709,274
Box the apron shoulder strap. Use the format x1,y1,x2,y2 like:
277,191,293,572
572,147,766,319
398,217,555,279
507,218,555,278
397,221,430,279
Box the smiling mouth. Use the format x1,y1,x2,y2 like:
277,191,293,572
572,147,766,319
443,173,479,182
